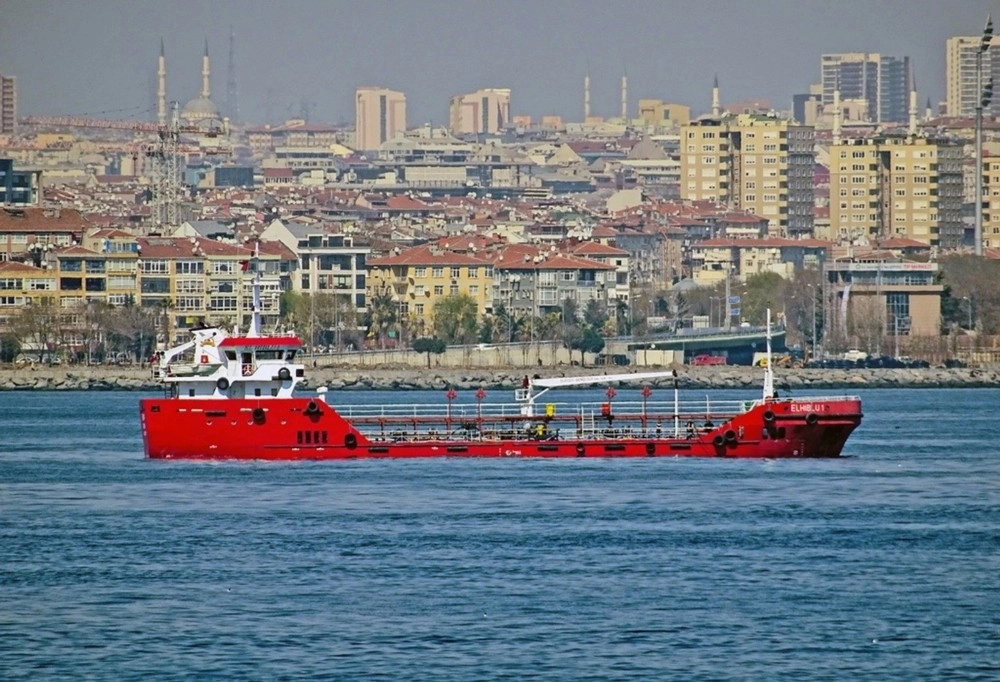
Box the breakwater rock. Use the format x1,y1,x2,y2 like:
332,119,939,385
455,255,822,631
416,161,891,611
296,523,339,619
2,365,999,392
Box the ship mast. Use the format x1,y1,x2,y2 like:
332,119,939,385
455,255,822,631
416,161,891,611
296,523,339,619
248,239,262,337
762,308,774,400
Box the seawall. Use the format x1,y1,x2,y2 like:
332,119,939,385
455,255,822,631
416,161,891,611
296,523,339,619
2,365,999,391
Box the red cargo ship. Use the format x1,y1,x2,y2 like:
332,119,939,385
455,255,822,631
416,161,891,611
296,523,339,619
140,262,861,460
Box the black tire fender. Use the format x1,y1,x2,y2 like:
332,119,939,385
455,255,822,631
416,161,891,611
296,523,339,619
762,409,775,423
805,412,818,425
344,433,358,449
217,377,230,391
278,367,292,381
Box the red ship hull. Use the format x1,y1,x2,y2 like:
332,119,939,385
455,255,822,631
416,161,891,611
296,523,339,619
140,396,863,460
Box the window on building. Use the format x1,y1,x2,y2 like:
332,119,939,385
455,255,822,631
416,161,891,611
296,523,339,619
432,267,443,278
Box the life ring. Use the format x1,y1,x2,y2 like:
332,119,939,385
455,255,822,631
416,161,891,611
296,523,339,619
216,377,230,391
305,400,320,414
645,442,655,456
805,412,818,425
712,434,725,447
724,429,737,443
278,367,291,381
344,433,358,449
252,407,265,423
575,442,585,457
762,409,775,423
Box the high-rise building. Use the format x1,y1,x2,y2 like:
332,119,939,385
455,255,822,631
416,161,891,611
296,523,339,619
820,53,911,124
680,113,815,237
828,133,964,248
0,73,16,135
355,87,406,151
449,88,510,135
945,36,1000,117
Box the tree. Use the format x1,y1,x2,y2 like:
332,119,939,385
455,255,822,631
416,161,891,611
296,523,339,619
412,336,446,368
8,302,63,363
740,272,787,326
104,299,158,363
432,294,479,345
583,298,609,329
364,288,399,348
0,333,20,363
567,326,605,366
939,254,1000,334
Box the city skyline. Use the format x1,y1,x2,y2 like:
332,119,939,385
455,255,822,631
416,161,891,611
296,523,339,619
1,0,997,127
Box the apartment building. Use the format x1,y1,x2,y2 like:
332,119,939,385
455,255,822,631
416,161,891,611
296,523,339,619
680,114,815,237
449,88,511,135
355,87,407,151
0,73,15,135
133,237,295,345
981,149,1000,249
366,244,494,336
828,133,964,248
945,36,1000,117
820,53,911,123
260,219,369,308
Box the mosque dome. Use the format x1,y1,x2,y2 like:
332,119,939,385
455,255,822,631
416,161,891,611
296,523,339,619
182,96,220,122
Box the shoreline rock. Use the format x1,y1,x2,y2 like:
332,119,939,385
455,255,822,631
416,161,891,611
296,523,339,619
1,365,999,391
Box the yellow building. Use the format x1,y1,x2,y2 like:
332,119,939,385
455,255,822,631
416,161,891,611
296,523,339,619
366,244,494,336
829,133,964,248
637,99,691,128
982,149,1000,249
680,113,815,237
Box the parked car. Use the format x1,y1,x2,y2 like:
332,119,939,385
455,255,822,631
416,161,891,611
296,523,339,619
843,349,869,362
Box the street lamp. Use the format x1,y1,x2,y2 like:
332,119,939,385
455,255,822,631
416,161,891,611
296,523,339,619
976,14,994,257
508,275,520,344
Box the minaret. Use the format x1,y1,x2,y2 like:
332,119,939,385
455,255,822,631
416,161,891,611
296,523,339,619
908,70,918,135
712,74,721,118
584,72,591,119
833,83,842,145
621,71,628,120
925,97,933,123
157,38,166,126
201,38,211,99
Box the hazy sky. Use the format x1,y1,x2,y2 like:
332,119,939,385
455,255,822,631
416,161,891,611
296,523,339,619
0,0,996,126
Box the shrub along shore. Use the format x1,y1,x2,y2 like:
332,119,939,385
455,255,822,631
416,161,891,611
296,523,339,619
1,364,999,392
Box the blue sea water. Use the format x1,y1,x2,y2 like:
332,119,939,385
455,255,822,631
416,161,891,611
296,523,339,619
1,387,998,681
